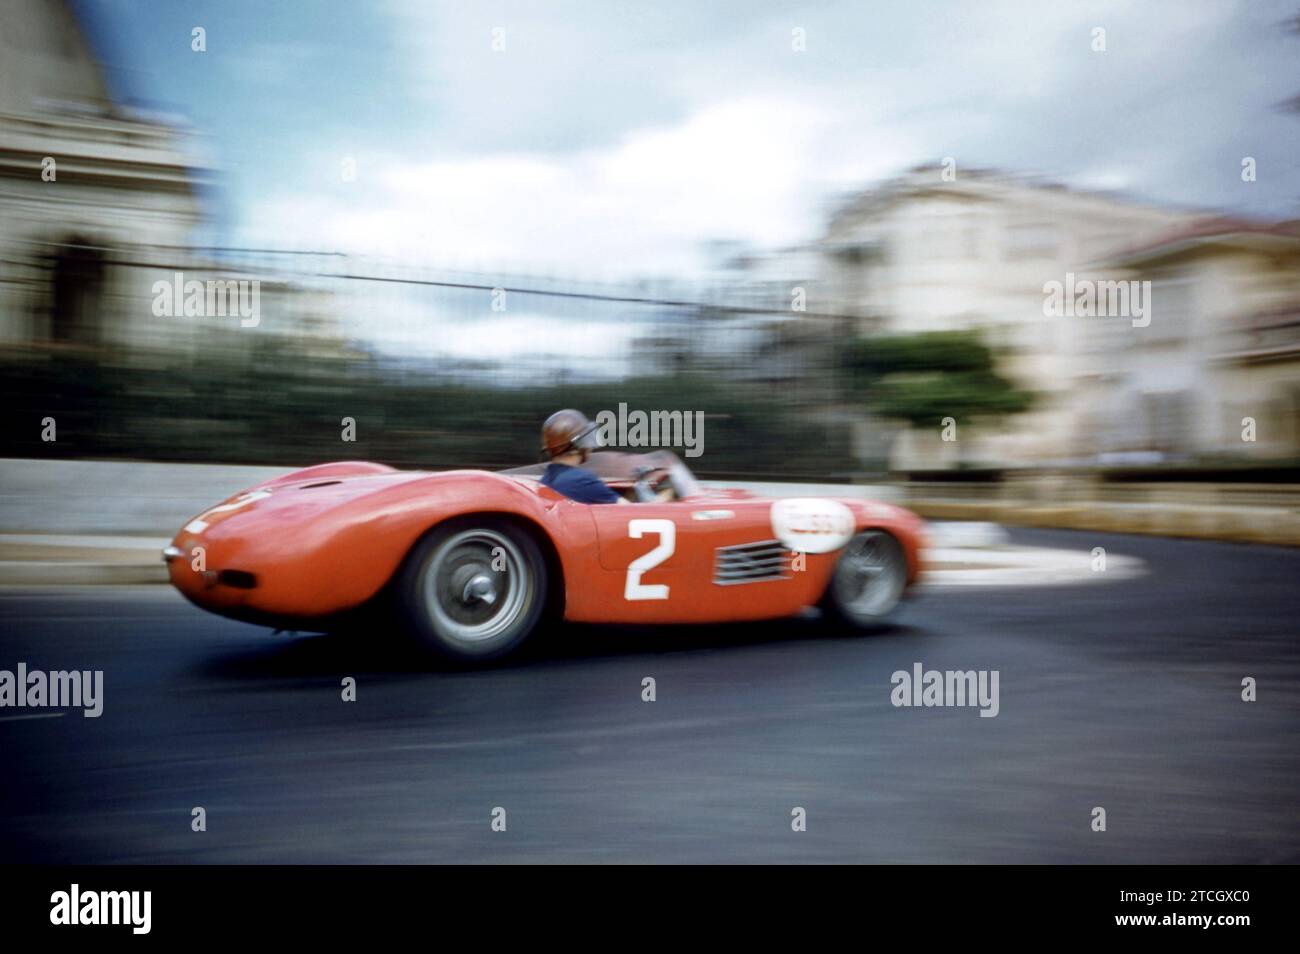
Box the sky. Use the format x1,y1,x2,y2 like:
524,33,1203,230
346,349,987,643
77,0,1300,279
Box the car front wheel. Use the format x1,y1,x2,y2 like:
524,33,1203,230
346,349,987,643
820,530,908,629
397,518,547,662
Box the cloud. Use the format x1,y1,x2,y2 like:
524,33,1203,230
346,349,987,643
228,0,1298,275
241,95,919,275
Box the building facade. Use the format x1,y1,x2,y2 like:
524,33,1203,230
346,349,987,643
1075,219,1300,463
818,167,1199,469
0,0,206,349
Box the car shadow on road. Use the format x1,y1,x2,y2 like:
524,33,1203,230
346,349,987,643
194,613,922,683
533,615,918,664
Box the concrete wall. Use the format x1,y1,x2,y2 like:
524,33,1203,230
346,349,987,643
0,458,286,534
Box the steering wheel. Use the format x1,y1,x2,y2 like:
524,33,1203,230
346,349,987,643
632,465,670,502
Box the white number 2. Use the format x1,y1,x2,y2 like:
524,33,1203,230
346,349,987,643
625,519,675,601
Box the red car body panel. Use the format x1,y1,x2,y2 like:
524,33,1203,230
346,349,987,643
166,457,925,628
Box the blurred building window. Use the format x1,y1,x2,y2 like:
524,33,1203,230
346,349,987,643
1264,387,1300,454
1141,390,1191,454
48,241,105,344
1148,277,1193,343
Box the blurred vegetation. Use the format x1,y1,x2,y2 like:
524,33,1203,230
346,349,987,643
841,330,1034,427
0,341,857,480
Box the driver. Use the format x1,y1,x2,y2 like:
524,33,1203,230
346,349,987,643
539,409,627,504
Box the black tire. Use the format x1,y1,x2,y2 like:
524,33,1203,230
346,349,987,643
395,517,548,662
820,530,908,630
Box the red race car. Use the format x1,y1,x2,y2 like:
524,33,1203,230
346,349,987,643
164,451,925,661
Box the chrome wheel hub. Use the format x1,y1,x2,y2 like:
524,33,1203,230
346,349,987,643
461,572,498,606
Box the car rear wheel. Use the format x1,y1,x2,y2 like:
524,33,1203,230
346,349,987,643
821,530,907,629
397,518,547,662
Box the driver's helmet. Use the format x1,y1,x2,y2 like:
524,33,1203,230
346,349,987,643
541,409,601,459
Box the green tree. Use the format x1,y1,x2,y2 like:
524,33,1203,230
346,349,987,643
841,330,1034,429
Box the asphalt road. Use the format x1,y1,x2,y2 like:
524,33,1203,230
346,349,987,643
2,527,1297,864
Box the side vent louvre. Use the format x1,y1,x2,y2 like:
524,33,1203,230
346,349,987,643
714,540,790,585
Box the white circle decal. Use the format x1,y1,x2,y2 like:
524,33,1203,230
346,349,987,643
770,498,856,554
